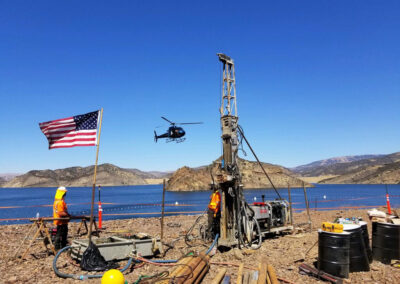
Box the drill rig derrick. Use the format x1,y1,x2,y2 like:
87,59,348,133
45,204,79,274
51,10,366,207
215,53,258,248
206,54,292,249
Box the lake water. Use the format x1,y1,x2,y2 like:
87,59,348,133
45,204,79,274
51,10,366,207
0,184,399,225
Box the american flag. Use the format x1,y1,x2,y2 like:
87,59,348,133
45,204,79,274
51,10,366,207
39,111,100,149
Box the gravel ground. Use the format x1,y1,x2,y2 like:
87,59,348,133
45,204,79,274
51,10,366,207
0,208,399,283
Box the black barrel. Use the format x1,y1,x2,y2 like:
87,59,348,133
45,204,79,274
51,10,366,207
372,222,400,264
359,221,373,263
318,230,350,278
343,224,370,272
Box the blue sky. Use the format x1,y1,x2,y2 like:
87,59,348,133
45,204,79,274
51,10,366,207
0,1,399,173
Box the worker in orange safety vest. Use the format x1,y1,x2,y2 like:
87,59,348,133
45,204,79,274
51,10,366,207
207,184,221,239
53,186,71,250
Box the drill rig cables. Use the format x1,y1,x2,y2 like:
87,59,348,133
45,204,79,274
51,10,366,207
237,125,282,200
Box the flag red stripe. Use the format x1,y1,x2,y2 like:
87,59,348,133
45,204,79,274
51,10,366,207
40,122,76,132
49,131,97,139
39,117,73,127
44,128,77,136
51,138,96,143
46,131,97,139
50,144,96,149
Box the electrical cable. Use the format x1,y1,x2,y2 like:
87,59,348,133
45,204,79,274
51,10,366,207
184,209,208,247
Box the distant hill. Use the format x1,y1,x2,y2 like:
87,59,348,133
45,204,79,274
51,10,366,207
291,155,383,176
166,158,311,191
2,164,151,188
0,173,20,187
319,160,400,184
126,168,172,179
292,152,400,184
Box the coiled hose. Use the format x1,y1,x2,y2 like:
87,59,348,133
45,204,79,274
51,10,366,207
53,234,219,280
53,246,133,280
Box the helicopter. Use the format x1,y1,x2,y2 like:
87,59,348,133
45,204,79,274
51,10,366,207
154,117,203,143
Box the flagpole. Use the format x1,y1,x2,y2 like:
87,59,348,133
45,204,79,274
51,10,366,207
88,108,103,243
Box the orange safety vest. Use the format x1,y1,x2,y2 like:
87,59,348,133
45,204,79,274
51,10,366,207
208,191,221,214
53,200,68,225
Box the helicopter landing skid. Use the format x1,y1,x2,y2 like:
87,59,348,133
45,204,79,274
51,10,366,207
166,138,186,143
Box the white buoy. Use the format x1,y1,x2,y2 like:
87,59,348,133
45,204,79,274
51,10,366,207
175,201,179,205
323,195,326,199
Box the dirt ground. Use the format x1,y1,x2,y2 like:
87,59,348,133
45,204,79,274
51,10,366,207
0,208,399,284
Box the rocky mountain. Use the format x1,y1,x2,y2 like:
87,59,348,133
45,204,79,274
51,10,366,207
319,159,400,184
291,154,383,176
290,152,400,184
126,169,172,179
2,164,148,188
166,158,311,191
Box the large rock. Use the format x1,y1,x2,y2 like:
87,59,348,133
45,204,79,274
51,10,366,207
166,158,311,191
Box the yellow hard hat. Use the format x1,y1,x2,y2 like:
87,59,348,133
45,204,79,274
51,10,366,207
55,187,68,200
101,269,125,284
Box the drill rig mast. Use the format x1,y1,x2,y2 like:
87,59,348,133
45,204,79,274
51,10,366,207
215,53,256,248
207,54,292,249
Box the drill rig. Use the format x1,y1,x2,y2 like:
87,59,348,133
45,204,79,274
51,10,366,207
214,53,259,248
212,54,292,249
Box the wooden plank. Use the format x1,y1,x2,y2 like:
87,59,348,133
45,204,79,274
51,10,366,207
257,260,267,284
237,263,244,284
20,221,44,260
267,264,279,284
211,268,227,284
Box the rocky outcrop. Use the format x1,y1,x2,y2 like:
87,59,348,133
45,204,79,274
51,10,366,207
2,164,148,188
166,158,311,191
319,161,400,184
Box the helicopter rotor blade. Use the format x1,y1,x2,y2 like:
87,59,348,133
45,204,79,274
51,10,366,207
176,122,204,125
161,116,174,124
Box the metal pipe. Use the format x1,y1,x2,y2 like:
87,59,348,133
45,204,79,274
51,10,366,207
287,184,293,226
161,179,166,240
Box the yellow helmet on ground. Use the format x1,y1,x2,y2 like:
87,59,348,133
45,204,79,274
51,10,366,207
101,269,125,284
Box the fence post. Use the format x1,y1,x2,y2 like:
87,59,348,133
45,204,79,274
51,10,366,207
303,182,312,232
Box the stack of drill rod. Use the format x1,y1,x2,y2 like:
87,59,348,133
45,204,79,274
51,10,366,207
156,253,210,284
234,259,279,284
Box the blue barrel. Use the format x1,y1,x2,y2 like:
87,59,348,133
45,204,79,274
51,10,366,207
318,230,350,278
372,222,400,264
343,224,370,272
